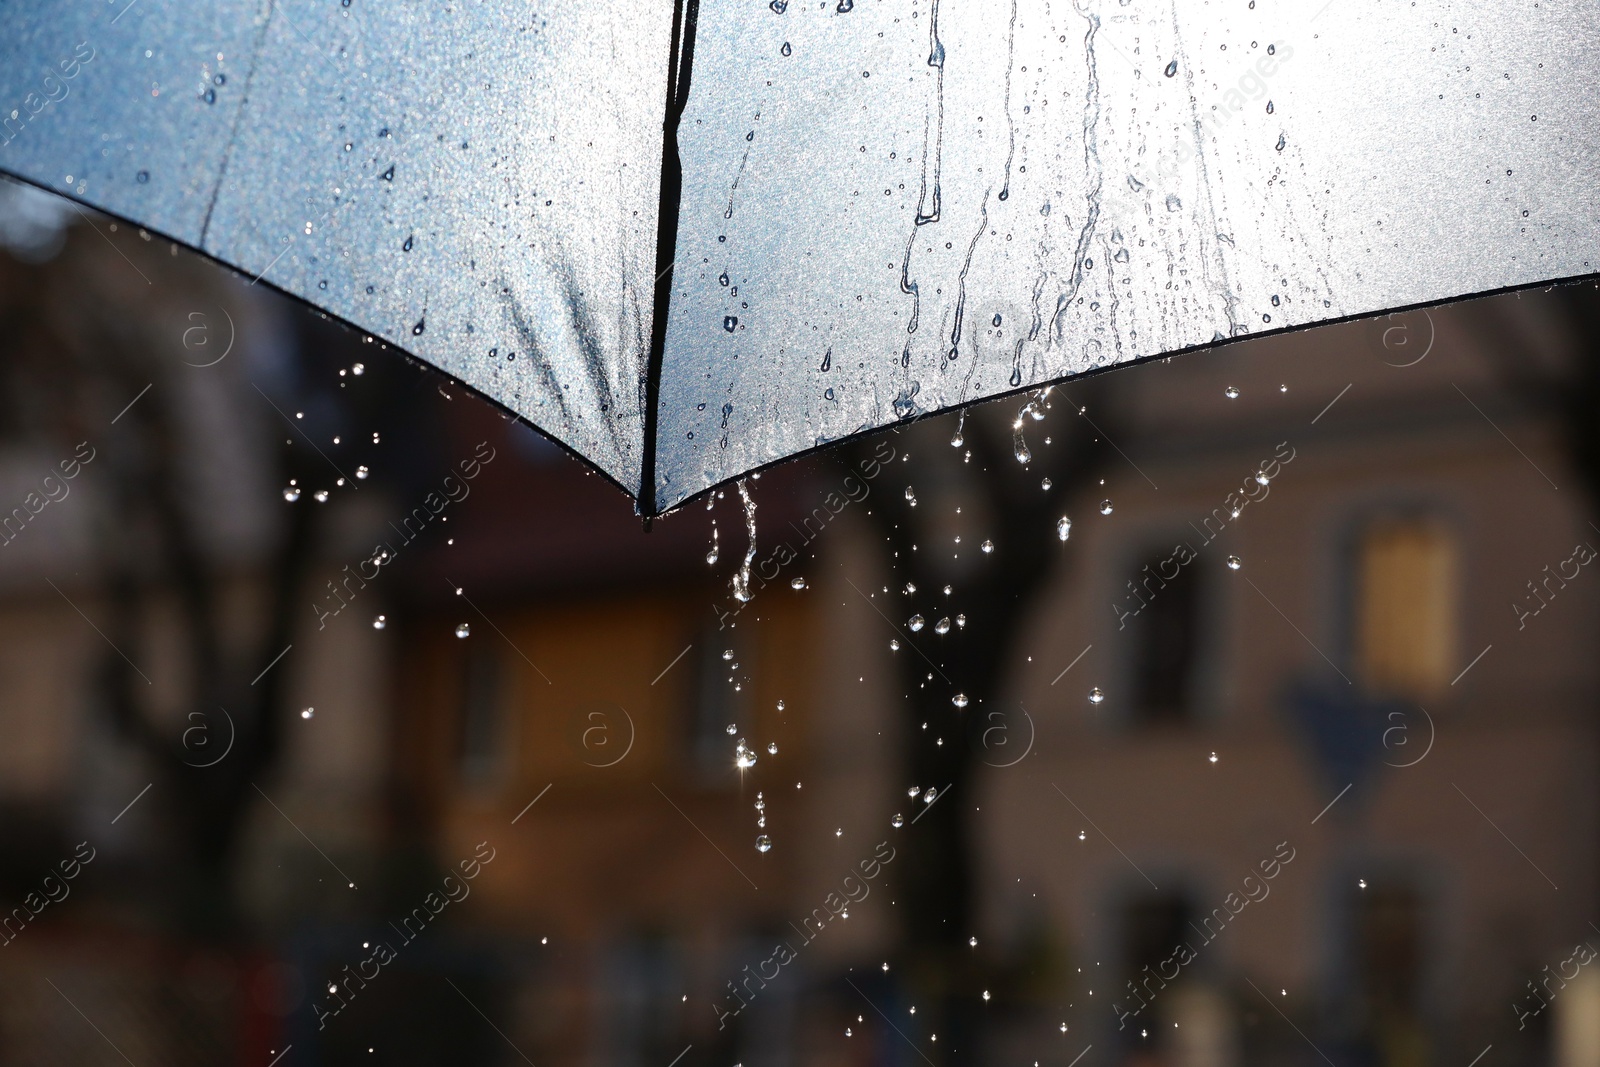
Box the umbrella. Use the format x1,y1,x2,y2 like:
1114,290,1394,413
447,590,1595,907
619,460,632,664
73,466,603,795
2,0,1595,514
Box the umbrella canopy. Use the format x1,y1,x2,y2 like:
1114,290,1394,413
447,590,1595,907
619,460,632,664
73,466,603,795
3,0,1596,514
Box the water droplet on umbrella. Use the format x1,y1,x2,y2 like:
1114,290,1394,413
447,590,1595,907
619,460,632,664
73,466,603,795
402,234,414,252
1227,556,1242,571
907,786,921,798
454,622,470,638
1255,471,1271,485
301,707,315,719
1208,752,1219,763
1058,516,1072,541
282,486,301,502
770,0,787,10
380,165,395,181
952,693,968,708
781,41,792,56
313,489,330,503
935,618,951,635
1276,134,1287,151
981,540,995,554
908,615,925,632
735,738,757,769
767,742,778,755
723,316,738,332
756,836,772,852
1099,500,1113,515
956,614,966,628
968,936,978,947
136,170,150,183
1164,59,1178,77
892,813,904,828
889,639,901,651
790,576,806,590
1358,878,1367,889
923,787,937,803
412,317,425,335
1225,385,1240,399
352,363,365,375
1078,830,1087,840
726,723,737,735
355,465,369,479
372,615,386,629
719,271,729,286
1088,687,1105,705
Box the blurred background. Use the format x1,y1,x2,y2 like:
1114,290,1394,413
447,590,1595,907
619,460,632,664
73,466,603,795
0,175,1598,1067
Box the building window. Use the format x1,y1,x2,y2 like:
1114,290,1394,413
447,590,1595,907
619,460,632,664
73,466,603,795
459,644,508,788
1355,520,1458,698
1126,548,1204,724
689,632,750,781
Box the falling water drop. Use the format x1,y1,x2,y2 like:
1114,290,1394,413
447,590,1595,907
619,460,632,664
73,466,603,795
454,622,471,638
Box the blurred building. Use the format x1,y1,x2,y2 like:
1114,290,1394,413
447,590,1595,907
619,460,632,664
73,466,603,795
0,183,1598,1067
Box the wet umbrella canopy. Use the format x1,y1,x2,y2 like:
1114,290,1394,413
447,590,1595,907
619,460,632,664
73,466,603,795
0,0,1595,512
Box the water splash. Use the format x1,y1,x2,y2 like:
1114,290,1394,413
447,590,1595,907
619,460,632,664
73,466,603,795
730,479,758,603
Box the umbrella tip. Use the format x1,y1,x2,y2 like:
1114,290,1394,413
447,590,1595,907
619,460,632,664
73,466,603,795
642,516,653,534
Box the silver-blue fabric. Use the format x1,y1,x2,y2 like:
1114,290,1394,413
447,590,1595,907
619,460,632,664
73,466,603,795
0,0,672,492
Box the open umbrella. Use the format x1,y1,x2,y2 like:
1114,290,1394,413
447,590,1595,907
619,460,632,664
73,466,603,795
2,0,1595,514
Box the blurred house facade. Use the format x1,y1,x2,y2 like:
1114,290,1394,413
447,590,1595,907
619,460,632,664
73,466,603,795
0,189,1597,1067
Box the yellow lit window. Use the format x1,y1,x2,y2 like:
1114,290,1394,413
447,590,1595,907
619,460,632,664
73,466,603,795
1356,520,1459,697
